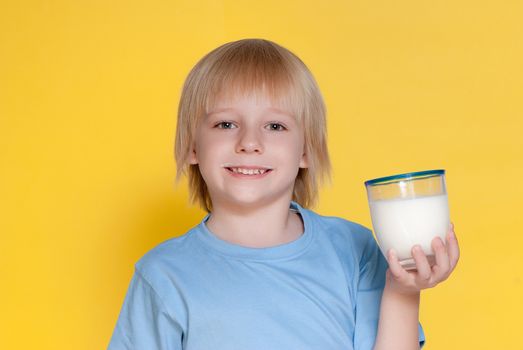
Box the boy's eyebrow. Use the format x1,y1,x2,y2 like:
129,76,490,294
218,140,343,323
206,108,238,116
207,107,294,118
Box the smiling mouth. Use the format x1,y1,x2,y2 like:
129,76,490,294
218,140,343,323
225,167,273,175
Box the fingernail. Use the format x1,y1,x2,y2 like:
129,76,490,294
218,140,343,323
448,228,456,240
388,249,396,260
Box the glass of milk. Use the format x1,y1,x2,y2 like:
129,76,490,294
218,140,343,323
365,170,450,270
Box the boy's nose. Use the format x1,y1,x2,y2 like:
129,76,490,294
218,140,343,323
235,128,263,154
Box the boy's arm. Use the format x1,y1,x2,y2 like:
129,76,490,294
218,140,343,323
373,224,460,350
108,270,184,350
373,284,421,349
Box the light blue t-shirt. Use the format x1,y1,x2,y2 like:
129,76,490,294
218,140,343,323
108,202,425,349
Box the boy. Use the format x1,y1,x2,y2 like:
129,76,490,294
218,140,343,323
108,38,459,349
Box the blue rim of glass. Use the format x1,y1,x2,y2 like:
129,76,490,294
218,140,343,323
365,169,445,186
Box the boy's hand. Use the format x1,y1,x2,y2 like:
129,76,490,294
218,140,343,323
385,223,460,296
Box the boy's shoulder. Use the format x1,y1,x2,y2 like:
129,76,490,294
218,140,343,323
134,224,202,279
305,207,374,240
304,207,378,255
305,208,385,272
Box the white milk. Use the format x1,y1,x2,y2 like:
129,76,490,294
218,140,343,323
369,194,450,264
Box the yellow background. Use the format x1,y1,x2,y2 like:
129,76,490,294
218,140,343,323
1,1,522,348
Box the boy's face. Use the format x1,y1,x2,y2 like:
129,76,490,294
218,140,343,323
189,93,308,211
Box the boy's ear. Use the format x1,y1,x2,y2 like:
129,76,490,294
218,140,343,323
299,151,308,168
188,145,198,165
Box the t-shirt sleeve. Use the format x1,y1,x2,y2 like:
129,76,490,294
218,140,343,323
108,270,183,350
353,229,425,349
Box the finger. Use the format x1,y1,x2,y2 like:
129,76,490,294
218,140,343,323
446,222,460,270
412,245,432,286
387,249,410,282
431,236,450,281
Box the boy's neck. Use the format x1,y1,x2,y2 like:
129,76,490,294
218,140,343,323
205,198,304,248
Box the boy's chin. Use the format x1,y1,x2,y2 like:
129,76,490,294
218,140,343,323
215,194,289,210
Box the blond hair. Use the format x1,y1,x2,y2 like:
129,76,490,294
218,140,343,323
175,38,331,212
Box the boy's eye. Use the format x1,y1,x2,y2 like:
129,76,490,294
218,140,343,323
215,121,237,129
266,123,286,131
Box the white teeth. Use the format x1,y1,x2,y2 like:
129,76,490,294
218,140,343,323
229,167,268,175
